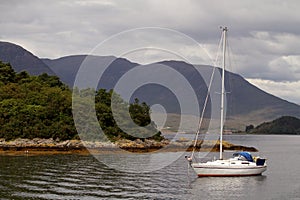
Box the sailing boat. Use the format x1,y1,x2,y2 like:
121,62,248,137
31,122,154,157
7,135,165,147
189,27,267,177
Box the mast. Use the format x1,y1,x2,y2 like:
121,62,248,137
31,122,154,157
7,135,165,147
220,27,227,160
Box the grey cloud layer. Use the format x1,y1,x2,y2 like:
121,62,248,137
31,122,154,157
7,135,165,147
1,0,300,85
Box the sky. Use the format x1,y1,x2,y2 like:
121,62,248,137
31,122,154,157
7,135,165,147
1,0,300,104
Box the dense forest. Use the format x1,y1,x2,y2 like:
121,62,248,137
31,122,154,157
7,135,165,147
0,61,163,141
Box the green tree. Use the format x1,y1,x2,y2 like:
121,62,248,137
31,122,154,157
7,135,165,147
0,61,163,142
0,62,16,84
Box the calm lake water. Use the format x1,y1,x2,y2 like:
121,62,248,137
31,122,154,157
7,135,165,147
0,134,299,200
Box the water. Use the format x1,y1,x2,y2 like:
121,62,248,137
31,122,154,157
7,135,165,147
0,135,299,200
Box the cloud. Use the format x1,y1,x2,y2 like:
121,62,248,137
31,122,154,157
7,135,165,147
247,78,300,104
2,1,300,60
228,32,300,81
1,0,300,103
267,55,300,81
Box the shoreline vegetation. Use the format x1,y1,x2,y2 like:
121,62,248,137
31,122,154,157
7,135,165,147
0,60,259,157
0,138,257,155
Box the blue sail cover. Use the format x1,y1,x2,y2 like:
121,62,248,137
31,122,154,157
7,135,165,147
233,152,254,162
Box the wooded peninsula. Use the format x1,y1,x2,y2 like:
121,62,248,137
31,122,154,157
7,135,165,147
0,61,163,142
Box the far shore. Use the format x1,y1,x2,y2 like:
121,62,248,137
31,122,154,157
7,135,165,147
0,138,258,156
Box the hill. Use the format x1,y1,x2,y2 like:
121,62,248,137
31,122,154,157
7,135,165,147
247,116,300,134
42,55,137,88
0,41,54,75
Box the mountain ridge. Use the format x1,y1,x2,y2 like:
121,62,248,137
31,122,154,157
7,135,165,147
0,41,54,75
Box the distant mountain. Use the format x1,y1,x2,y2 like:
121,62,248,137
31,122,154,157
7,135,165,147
44,55,300,130
1,41,300,130
0,41,54,75
248,116,300,134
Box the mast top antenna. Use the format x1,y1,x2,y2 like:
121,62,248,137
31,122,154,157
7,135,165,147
220,26,228,31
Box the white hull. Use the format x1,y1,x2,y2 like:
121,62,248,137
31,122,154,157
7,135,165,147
191,159,267,177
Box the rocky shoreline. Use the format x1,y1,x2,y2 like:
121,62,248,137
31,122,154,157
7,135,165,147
0,138,258,155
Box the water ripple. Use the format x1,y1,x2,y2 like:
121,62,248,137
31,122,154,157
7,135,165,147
0,154,191,199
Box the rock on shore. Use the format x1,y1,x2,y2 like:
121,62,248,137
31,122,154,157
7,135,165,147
0,138,257,155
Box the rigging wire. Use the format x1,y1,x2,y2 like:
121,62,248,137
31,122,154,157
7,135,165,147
226,34,239,117
190,30,224,161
